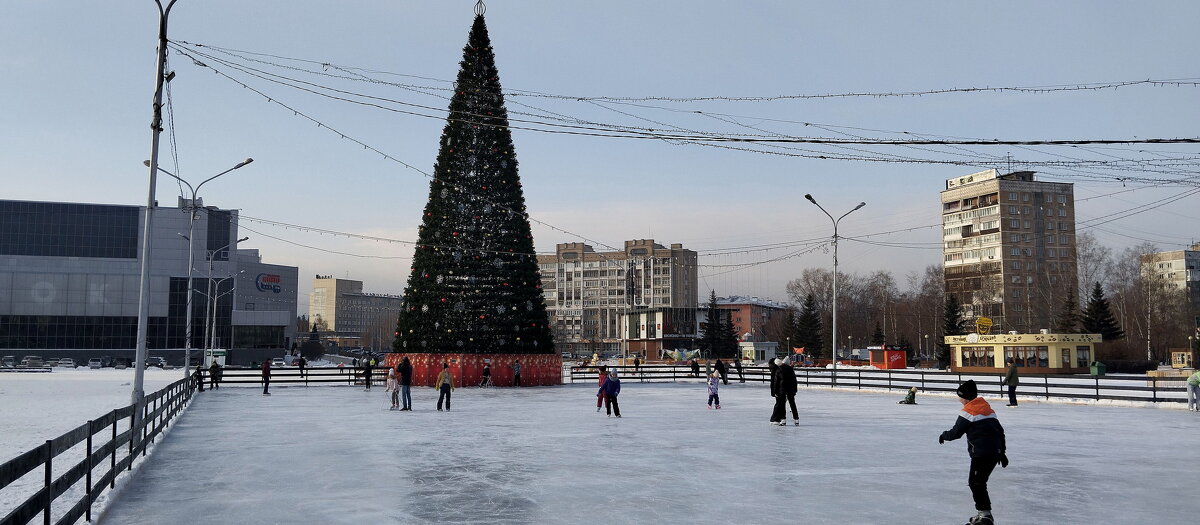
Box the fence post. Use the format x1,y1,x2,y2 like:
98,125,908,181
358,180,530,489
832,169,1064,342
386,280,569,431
1152,376,1158,403
43,439,52,525
86,419,93,522
921,371,925,392
1044,376,1049,400
127,409,135,471
1095,376,1100,400
110,418,117,488
142,403,149,457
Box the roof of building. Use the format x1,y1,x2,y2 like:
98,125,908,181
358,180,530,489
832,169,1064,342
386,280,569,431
716,295,790,309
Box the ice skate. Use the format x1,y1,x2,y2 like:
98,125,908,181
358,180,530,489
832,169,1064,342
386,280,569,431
715,405,721,409
966,511,994,525
707,405,713,409
793,419,799,426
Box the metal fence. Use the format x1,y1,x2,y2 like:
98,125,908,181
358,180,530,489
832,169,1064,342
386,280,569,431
0,378,192,525
568,365,1191,404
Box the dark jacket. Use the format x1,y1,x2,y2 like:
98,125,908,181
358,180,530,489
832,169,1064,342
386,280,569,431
398,360,413,386
602,376,621,397
363,361,373,377
1004,364,1019,386
768,360,780,395
261,361,271,378
940,398,1007,458
776,363,798,395
715,360,727,377
209,363,222,381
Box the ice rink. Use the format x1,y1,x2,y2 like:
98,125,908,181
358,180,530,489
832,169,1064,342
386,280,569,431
74,376,1198,525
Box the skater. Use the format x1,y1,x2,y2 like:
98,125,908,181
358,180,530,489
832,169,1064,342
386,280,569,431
297,355,307,379
939,380,1008,525
768,358,781,424
773,357,799,425
707,371,721,409
480,362,492,387
633,356,641,374
208,360,222,390
261,359,271,395
362,358,374,391
898,387,918,405
386,365,400,409
734,357,744,383
595,366,608,412
715,359,728,385
1187,367,1200,411
435,362,454,411
512,360,522,387
602,369,621,417
398,356,413,410
690,358,700,378
1003,359,1018,407
193,366,204,393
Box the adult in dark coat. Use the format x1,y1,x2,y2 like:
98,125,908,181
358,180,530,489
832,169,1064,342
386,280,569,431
767,358,781,423
261,360,271,395
734,358,744,383
715,359,728,385
398,357,414,410
363,359,374,391
774,357,799,425
1003,360,1019,407
690,358,700,378
296,356,307,379
193,366,204,392
208,361,222,390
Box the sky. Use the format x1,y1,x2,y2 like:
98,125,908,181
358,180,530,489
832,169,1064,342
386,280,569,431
2,1,1198,315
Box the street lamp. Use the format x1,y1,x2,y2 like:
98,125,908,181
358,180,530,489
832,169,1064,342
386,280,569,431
805,194,866,385
201,238,249,359
206,270,244,352
148,159,253,381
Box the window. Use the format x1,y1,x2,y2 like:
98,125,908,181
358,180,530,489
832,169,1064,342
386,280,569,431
1011,275,1022,283
1010,247,1019,256
1057,195,1066,204
1047,248,1055,258
1008,192,1018,201
961,346,994,367
1023,220,1032,229
1009,219,1020,228
1008,205,1018,214
1011,289,1021,298
1059,221,1069,230
1058,209,1067,217
1022,193,1030,202
1009,233,1020,242
1022,206,1031,216
1022,248,1032,256
1011,261,1021,270
1076,347,1090,368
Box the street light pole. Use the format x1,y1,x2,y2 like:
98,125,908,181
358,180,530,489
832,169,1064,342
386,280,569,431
134,0,180,415
202,238,248,359
805,194,866,385
150,159,253,382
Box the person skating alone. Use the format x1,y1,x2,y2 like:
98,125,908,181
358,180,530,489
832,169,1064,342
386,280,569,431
707,371,721,409
734,357,744,383
1187,368,1200,412
715,358,728,385
480,362,492,387
297,355,307,379
362,358,374,391
602,369,621,417
512,360,522,387
435,362,454,411
398,356,413,410
898,386,918,405
208,360,222,390
939,380,1008,525
1003,359,1019,407
595,365,608,413
690,358,700,378
773,357,799,426
386,365,400,410
261,359,271,395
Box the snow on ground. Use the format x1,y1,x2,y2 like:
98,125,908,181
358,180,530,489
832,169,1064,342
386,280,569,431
63,377,1195,525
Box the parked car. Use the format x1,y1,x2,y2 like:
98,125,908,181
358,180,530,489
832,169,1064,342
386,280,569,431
99,355,114,368
146,357,168,368
270,358,287,368
1,356,15,368
112,358,131,370
57,358,77,368
21,356,44,367
88,358,103,369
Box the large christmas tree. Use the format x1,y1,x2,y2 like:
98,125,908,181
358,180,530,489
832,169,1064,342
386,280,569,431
393,14,554,356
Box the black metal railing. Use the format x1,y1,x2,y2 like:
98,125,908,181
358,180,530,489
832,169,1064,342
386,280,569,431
568,365,1191,404
0,378,192,525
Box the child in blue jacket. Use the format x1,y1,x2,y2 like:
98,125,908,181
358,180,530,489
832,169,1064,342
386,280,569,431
707,371,721,409
601,369,621,418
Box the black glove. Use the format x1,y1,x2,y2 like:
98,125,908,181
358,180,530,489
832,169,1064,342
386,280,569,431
938,435,945,444
999,454,1009,468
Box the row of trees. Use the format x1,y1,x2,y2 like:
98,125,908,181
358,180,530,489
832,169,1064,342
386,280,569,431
756,232,1196,363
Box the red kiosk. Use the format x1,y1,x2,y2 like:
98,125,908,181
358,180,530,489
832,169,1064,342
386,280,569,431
868,345,907,370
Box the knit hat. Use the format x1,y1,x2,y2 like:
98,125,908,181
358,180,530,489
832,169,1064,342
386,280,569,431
773,358,783,366
781,356,791,366
956,380,978,400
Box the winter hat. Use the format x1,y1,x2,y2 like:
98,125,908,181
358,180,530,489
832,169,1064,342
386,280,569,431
608,369,618,378
773,358,783,366
781,356,791,366
956,380,978,400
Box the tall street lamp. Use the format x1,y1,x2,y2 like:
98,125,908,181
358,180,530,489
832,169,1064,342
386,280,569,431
207,270,244,352
202,238,249,358
148,158,253,381
805,194,866,385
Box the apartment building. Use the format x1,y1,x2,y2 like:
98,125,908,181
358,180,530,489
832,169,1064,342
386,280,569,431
941,169,1078,333
536,240,698,357
1141,243,1200,307
308,276,403,350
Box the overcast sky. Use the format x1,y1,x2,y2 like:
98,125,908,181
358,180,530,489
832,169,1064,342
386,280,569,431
3,1,1198,314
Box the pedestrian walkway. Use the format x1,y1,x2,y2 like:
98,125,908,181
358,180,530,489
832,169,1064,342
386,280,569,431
96,383,1196,524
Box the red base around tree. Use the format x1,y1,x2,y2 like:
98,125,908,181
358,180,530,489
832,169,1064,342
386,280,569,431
382,353,562,387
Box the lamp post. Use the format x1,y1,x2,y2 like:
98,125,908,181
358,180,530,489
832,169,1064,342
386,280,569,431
207,271,243,352
149,159,253,381
924,334,929,359
805,194,866,385
202,238,248,359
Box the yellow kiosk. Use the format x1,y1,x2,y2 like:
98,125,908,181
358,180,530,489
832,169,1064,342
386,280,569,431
945,318,1100,373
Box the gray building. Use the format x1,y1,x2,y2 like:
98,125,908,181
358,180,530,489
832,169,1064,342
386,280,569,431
0,199,297,363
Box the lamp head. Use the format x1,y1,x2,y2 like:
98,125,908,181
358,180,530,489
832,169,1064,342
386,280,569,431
854,202,867,210
143,160,151,167
237,236,250,243
804,194,816,203
235,158,254,169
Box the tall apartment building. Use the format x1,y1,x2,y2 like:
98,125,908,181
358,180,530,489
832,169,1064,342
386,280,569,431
1141,243,1200,307
536,240,698,357
941,170,1078,333
308,276,403,350
0,199,297,360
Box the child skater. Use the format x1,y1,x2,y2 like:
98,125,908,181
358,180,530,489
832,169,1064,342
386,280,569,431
707,370,721,409
939,380,1008,525
898,386,918,405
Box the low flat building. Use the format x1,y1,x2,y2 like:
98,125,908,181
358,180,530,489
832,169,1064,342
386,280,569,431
945,332,1100,374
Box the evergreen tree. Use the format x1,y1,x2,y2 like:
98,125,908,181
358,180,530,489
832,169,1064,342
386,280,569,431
794,293,824,358
1081,282,1124,341
394,14,554,355
939,294,965,366
698,291,740,359
718,305,742,359
1054,292,1081,333
871,321,886,345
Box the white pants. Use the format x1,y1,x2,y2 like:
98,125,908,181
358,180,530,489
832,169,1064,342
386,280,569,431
1188,384,1199,410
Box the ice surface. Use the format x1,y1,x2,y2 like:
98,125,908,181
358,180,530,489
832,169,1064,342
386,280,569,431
78,377,1199,524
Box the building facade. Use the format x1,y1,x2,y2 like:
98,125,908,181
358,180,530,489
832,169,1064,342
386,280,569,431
308,276,403,350
716,295,789,342
941,170,1079,333
1141,243,1200,307
0,199,297,362
536,240,699,357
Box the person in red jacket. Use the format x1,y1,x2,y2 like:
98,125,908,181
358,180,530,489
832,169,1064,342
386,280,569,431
939,380,1008,525
595,366,608,413
261,359,271,395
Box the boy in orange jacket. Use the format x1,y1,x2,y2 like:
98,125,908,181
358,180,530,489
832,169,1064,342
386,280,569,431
939,380,1008,525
